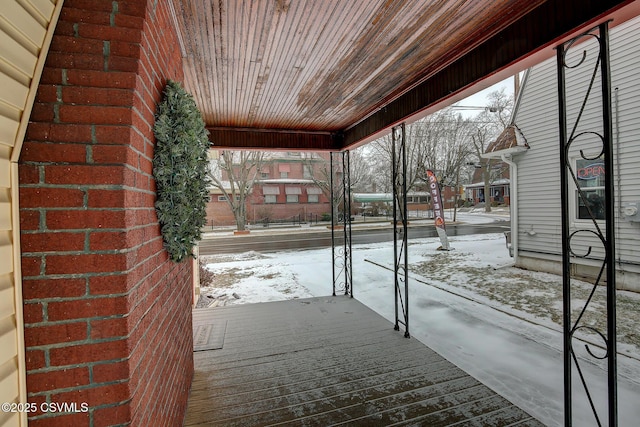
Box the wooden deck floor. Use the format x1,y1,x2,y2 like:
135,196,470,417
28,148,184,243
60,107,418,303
185,297,545,426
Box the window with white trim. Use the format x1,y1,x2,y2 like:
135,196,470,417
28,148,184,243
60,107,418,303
308,194,319,203
575,157,605,220
264,195,277,204
286,194,299,203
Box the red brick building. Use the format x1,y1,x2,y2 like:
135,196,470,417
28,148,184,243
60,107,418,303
15,2,194,425
206,151,332,227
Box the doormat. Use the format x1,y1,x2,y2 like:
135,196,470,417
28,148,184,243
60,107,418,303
193,321,227,351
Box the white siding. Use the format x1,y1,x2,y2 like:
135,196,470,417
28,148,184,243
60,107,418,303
515,18,640,276
0,1,62,426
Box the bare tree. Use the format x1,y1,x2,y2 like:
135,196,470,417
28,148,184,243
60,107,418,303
469,88,513,212
366,109,475,221
208,150,266,231
302,150,371,223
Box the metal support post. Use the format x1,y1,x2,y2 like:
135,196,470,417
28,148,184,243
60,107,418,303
557,22,616,426
331,151,352,297
392,124,409,338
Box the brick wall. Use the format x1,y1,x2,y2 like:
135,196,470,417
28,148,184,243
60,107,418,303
19,1,193,425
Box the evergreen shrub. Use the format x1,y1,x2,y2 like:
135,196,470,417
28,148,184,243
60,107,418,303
153,80,211,262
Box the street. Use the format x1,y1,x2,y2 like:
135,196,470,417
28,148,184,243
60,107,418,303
198,220,511,255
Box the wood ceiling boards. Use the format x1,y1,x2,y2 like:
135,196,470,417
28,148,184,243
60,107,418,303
169,0,636,151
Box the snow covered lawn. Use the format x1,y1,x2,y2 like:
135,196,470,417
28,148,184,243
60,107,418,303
199,232,640,426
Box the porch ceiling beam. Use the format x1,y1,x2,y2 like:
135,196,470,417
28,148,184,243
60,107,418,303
340,0,635,150
207,127,341,151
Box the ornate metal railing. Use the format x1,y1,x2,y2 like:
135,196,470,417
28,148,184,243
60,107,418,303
330,151,353,297
392,124,410,338
557,22,617,426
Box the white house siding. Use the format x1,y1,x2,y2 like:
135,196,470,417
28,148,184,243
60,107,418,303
514,18,640,291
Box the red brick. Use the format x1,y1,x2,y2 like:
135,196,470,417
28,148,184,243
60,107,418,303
45,164,126,185
21,141,87,164
21,231,85,253
93,403,131,427
28,412,89,427
35,85,59,103
19,187,85,208
93,125,133,144
25,350,46,371
78,23,142,44
50,339,127,366
21,256,42,277
61,86,135,107
110,40,142,59
91,145,137,164
50,35,104,55
27,367,90,393
29,102,56,122
48,296,128,321
107,55,140,73
25,122,93,144
46,209,126,230
46,52,104,71
62,0,113,13
23,303,44,324
39,68,64,85
117,0,148,17
59,7,112,26
48,20,77,38
59,105,133,125
23,278,86,300
24,322,88,347
53,381,130,407
89,230,128,251
86,189,124,208
91,317,129,340
19,210,41,231
45,252,131,275
89,275,131,298
114,14,145,30
18,165,40,184
65,69,137,89
93,359,130,384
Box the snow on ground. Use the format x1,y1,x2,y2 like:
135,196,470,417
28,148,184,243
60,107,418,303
199,228,640,427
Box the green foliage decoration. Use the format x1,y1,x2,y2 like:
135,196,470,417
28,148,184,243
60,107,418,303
153,80,211,262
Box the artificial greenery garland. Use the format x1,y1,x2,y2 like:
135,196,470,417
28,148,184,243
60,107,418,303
153,80,211,262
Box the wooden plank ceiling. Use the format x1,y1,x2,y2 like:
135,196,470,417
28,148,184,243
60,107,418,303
169,0,637,151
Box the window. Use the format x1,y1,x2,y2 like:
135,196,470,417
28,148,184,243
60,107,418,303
217,195,227,202
303,165,313,179
306,187,322,203
261,172,270,179
575,158,605,220
278,164,291,179
265,195,277,204
286,195,299,203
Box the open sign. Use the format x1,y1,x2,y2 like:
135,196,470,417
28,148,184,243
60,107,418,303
577,162,604,180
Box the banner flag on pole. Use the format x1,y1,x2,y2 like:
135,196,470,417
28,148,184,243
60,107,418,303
427,169,451,250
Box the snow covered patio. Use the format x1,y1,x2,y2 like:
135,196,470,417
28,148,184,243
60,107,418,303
185,296,543,426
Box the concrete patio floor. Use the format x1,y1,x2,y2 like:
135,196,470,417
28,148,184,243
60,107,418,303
185,296,544,426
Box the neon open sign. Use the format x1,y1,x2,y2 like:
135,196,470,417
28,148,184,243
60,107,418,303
577,162,604,180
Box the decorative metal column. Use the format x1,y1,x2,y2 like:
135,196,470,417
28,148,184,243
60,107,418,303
392,124,409,338
330,151,353,297
557,22,616,426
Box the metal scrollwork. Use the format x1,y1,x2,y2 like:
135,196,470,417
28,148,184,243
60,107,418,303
331,151,352,297
557,22,617,426
392,124,409,338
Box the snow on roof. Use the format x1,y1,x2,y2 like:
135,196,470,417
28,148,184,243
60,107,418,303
465,178,510,188
483,124,529,158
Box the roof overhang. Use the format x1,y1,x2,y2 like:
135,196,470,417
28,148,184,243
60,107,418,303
171,0,640,151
